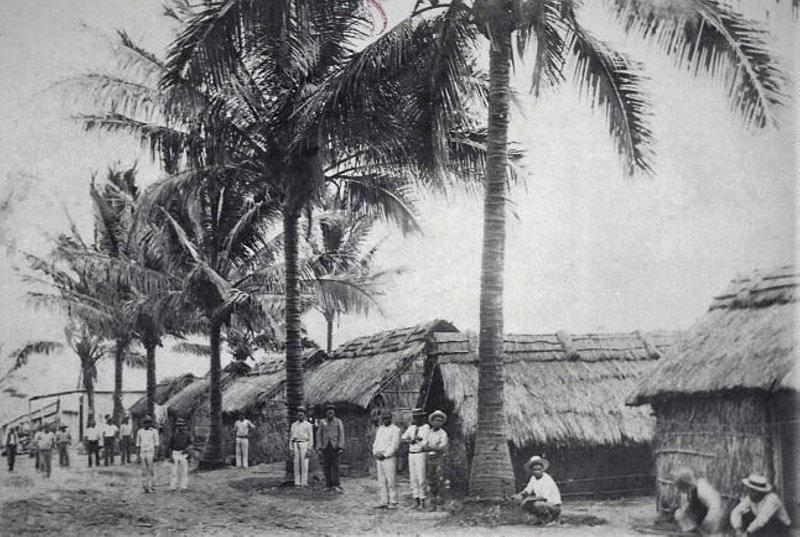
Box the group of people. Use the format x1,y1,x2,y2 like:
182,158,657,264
287,403,348,492
3,423,73,478
673,467,792,536
83,415,133,466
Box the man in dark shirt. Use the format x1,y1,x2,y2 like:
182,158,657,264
168,418,193,491
316,403,345,492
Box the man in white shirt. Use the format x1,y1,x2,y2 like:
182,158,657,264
400,408,429,509
36,424,56,478
372,409,401,509
672,467,723,536
84,419,101,467
512,455,562,525
730,473,792,537
102,415,119,466
422,410,449,511
136,416,160,492
233,414,255,468
290,407,314,487
119,416,133,464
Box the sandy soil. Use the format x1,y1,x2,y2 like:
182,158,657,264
0,450,662,536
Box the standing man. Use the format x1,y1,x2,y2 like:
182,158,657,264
233,413,255,468
136,416,159,492
168,418,193,491
32,426,42,472
5,426,19,472
730,473,792,537
316,403,345,492
401,408,429,509
84,419,101,467
512,455,562,526
119,416,133,464
102,415,118,466
56,425,72,468
422,410,449,511
290,407,314,487
36,423,56,478
372,409,401,509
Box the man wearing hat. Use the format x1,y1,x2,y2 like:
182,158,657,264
55,424,72,468
372,409,401,509
512,455,562,525
316,403,345,492
136,416,160,492
84,419,101,467
168,418,194,491
730,473,791,537
421,410,449,510
401,408,429,509
290,407,314,487
672,467,723,536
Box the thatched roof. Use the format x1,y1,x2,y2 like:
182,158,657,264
129,374,197,417
629,266,798,405
165,348,328,418
304,320,458,408
432,330,678,448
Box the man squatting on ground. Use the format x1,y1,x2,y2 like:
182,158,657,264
234,413,255,468
5,426,19,472
730,473,792,537
400,408,429,509
36,423,56,478
372,409,401,509
316,403,345,491
672,467,723,536
423,410,449,510
137,416,160,492
84,419,101,467
290,406,314,487
56,425,72,467
512,455,562,525
169,418,193,491
119,416,133,464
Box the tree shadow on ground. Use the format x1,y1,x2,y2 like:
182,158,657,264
228,477,336,501
442,501,608,528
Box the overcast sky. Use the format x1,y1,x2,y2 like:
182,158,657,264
0,0,796,363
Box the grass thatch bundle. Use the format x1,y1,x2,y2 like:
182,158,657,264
128,373,198,418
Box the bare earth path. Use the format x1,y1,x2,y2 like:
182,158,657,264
0,452,659,536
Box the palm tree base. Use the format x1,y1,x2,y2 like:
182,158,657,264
197,457,226,471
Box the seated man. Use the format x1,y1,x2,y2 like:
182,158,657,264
730,473,791,537
672,467,723,536
512,455,562,525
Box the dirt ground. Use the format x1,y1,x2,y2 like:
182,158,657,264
0,450,664,536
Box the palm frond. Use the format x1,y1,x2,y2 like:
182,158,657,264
9,341,64,369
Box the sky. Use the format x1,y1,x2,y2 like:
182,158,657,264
0,0,796,373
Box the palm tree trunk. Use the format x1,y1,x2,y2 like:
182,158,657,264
114,339,125,425
284,208,304,418
201,320,224,468
83,361,96,426
145,341,157,421
324,311,335,353
468,9,516,499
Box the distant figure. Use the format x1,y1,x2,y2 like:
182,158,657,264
512,455,562,526
119,416,133,464
401,408,429,509
102,415,118,466
730,473,792,537
422,410,449,511
36,424,55,478
372,409,401,510
233,414,255,468
56,425,72,467
84,419,101,467
168,418,193,491
672,467,723,536
316,403,345,492
136,416,160,492
290,407,313,487
5,426,19,472
32,427,42,472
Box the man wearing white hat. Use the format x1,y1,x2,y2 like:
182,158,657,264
372,408,401,509
730,473,791,537
512,455,562,525
421,410,449,510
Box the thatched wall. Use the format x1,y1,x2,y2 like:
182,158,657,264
129,374,197,419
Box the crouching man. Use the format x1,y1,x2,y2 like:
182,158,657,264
512,455,562,526
730,473,791,537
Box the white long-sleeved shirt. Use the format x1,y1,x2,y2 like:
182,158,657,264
730,492,791,533
372,424,401,458
84,426,100,442
521,472,562,505
120,423,132,437
290,420,314,446
401,424,429,454
421,427,448,458
136,428,160,451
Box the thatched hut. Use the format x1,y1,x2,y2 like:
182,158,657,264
128,373,197,427
303,320,458,474
428,330,677,496
628,266,799,526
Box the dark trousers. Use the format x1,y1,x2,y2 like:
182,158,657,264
58,443,70,467
119,436,132,464
321,445,341,488
741,511,791,537
426,455,445,501
40,449,52,478
103,437,115,465
86,440,100,467
521,500,561,524
6,445,16,471
34,448,40,471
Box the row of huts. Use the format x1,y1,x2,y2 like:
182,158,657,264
128,265,798,528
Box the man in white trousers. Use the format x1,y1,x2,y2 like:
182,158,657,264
372,408,401,509
290,407,313,487
136,416,160,493
168,418,193,491
400,408,429,509
233,414,255,468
